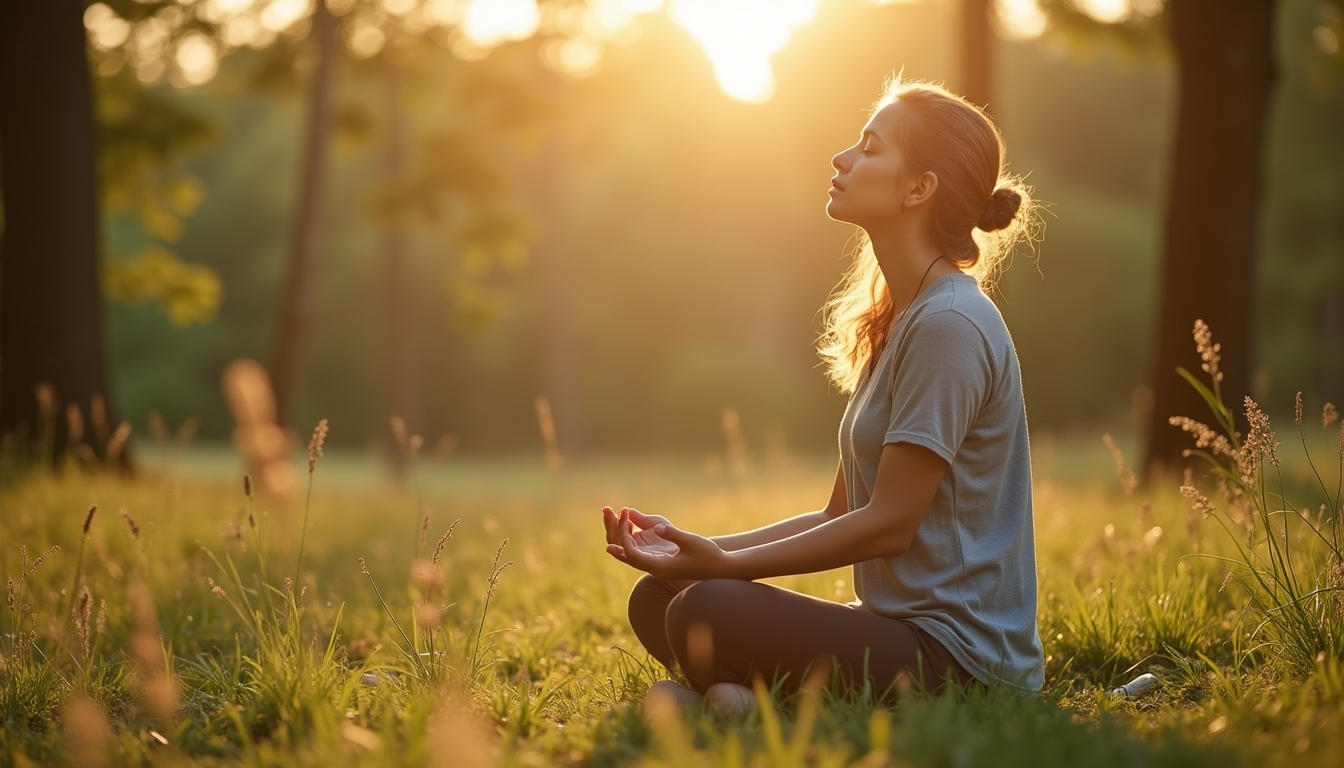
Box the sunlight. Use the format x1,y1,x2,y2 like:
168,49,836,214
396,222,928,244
461,0,542,47
1076,0,1130,24
997,0,1047,40
259,0,310,33
669,0,818,103
175,33,220,86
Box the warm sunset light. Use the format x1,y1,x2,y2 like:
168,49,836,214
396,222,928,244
669,0,819,103
461,0,542,47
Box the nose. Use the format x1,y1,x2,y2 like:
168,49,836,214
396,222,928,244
832,148,850,173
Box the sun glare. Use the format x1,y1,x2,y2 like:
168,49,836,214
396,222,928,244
670,0,818,103
1076,0,1131,24
462,0,542,47
997,0,1047,40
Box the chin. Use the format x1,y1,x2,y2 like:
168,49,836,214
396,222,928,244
825,199,851,224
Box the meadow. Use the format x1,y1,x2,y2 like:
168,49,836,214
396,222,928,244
2,391,1344,767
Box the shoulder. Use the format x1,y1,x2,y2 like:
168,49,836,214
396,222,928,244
910,278,1002,342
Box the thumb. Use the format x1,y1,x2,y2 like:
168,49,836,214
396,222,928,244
654,523,688,543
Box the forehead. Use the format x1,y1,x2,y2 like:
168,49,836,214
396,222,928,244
861,101,907,141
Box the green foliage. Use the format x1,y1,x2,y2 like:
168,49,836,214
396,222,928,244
104,246,222,325
95,67,223,325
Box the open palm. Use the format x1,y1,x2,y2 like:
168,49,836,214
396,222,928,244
602,506,679,558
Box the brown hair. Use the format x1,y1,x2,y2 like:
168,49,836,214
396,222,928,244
817,77,1040,393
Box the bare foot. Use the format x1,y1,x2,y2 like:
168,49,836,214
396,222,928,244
704,682,756,719
642,680,702,720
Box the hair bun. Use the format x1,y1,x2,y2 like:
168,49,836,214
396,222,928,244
976,187,1022,232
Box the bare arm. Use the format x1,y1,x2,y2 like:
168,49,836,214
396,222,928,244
710,463,848,551
611,442,947,581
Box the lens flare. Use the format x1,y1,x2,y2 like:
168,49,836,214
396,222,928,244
670,0,818,103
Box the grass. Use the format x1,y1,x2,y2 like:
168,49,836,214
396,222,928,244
1,424,1343,766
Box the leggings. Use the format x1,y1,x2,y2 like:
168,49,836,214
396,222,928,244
628,575,974,697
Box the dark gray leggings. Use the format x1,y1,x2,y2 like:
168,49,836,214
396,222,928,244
628,575,974,697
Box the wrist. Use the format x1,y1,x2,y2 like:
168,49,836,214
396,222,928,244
719,548,751,580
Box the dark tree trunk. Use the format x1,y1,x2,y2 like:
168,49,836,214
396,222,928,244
1144,0,1277,473
272,0,337,428
960,0,992,109
0,0,119,463
381,59,416,479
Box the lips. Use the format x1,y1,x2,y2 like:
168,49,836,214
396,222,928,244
830,177,845,192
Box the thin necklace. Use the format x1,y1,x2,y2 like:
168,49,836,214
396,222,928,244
898,255,945,325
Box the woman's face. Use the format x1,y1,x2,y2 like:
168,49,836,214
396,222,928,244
826,102,917,226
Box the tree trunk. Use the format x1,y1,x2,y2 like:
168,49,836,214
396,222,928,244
1144,0,1277,473
272,0,337,428
0,0,120,464
960,0,992,109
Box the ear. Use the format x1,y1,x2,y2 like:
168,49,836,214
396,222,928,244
901,170,939,210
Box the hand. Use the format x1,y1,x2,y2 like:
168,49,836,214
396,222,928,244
606,510,731,581
602,506,678,557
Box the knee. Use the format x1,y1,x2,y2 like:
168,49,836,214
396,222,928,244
627,573,680,630
665,579,751,637
628,574,667,614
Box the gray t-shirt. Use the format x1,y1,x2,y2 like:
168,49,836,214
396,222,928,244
838,272,1044,692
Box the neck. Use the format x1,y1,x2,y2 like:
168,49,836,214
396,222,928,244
864,221,955,311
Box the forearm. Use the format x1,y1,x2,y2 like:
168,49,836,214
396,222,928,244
710,510,832,552
721,506,907,581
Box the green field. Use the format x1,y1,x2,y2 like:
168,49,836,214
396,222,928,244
2,424,1343,767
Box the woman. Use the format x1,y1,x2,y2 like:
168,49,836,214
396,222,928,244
602,78,1044,717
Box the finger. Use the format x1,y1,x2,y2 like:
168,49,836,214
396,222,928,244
606,543,629,563
619,528,646,565
603,506,618,544
653,523,684,543
627,508,656,528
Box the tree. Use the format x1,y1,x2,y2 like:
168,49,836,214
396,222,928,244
1029,0,1344,472
0,0,117,463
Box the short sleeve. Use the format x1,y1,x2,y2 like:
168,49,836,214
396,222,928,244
884,310,993,464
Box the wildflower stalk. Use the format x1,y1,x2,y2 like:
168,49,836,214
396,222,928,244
295,419,328,589
470,539,513,680
359,558,426,677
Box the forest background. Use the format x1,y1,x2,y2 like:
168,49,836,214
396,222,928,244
80,0,1344,463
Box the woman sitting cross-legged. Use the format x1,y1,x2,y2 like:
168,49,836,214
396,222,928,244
602,77,1045,718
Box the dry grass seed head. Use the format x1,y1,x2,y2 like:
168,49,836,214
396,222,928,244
35,382,57,419
1295,392,1304,427
1167,416,1234,458
307,418,329,474
1325,402,1339,429
26,545,60,577
432,519,460,565
75,582,93,658
119,509,140,541
1101,433,1138,496
82,505,97,536
1242,396,1281,469
106,423,132,463
1181,485,1216,519
66,402,84,445
148,411,168,444
243,473,253,499
411,559,445,597
414,602,443,631
1193,319,1223,383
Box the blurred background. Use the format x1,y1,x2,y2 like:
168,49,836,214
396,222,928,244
4,0,1343,470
